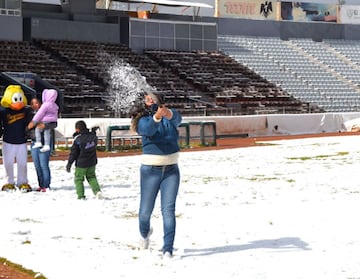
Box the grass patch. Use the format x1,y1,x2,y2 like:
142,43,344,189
119,211,138,219
245,175,280,181
287,151,349,161
202,176,223,183
254,142,279,146
15,217,41,224
0,257,47,279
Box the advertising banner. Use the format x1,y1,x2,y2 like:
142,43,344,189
281,2,337,22
218,0,278,20
339,5,360,24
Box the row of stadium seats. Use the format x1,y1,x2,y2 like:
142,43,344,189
218,35,360,113
4,36,360,116
2,38,307,116
0,40,108,116
144,49,307,114
12,36,360,116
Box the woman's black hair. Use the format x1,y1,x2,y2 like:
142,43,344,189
130,96,152,132
75,120,87,131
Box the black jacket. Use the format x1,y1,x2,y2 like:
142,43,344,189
67,128,98,168
0,106,32,144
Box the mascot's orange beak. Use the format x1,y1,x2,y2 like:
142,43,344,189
10,102,25,111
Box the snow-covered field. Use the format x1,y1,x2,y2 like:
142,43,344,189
1,135,360,279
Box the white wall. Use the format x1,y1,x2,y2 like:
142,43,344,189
55,112,360,140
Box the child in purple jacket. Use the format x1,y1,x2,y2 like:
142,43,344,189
28,89,59,152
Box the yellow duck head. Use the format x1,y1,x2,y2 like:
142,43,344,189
1,85,28,111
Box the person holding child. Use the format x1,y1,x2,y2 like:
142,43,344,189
28,88,58,153
28,97,52,192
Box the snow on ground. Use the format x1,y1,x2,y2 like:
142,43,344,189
1,135,360,279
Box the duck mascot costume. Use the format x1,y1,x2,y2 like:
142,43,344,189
0,85,32,192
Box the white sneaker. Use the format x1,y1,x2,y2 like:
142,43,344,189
139,227,153,249
162,251,173,259
96,191,103,200
40,145,50,152
32,142,42,149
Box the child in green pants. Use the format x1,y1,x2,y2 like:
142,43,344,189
66,120,102,200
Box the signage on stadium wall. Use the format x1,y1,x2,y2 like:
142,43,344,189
280,2,337,22
339,5,360,24
217,0,278,20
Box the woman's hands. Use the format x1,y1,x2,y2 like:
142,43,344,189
154,106,172,121
27,122,45,130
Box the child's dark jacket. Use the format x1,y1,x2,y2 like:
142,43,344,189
67,129,98,168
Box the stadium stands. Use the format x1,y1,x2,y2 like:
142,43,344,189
35,39,215,116
218,35,360,113
1,38,306,117
144,49,307,114
3,35,360,117
0,40,107,117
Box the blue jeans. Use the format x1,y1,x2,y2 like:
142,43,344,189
139,164,180,254
30,141,51,188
